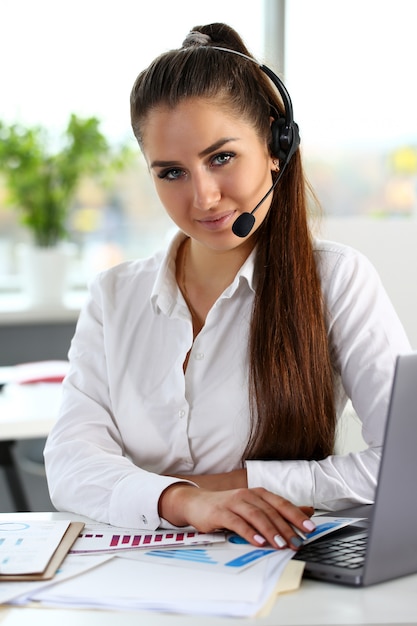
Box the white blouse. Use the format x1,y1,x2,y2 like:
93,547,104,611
44,233,411,529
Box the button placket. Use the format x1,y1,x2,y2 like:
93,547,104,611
176,406,193,467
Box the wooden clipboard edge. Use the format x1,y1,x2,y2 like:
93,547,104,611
0,521,84,582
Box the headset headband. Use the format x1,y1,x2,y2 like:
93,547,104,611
209,46,300,164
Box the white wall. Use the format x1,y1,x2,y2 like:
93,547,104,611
319,217,417,349
320,217,416,453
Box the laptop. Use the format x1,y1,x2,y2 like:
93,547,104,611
293,352,417,586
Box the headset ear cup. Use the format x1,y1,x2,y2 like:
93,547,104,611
270,118,300,164
270,118,291,162
270,118,282,158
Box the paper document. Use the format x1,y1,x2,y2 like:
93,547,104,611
1,554,112,606
0,520,77,577
304,515,363,543
70,523,225,553
121,532,279,574
25,549,293,617
2,516,362,617
121,518,362,574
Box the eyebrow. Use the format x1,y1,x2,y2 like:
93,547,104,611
150,137,239,169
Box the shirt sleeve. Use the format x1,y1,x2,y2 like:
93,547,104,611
44,272,196,529
247,243,412,510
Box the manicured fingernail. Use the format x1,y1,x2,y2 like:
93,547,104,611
253,534,267,545
290,536,304,549
303,519,316,532
274,534,287,548
290,524,307,541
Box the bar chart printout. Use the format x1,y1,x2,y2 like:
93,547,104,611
70,524,225,554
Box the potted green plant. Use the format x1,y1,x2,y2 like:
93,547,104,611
0,114,130,305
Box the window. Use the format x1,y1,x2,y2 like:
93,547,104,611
285,0,417,218
284,0,417,347
0,0,265,290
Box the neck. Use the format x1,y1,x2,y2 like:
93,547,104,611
185,237,254,292
176,236,254,336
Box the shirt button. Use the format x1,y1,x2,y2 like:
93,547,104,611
195,352,204,360
178,409,186,419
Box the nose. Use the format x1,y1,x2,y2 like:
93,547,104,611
192,170,221,211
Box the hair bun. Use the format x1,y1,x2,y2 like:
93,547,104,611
182,30,211,47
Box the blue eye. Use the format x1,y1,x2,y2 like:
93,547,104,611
158,168,184,181
212,152,234,166
156,152,234,181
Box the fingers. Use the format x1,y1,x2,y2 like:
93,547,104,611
300,505,315,517
180,487,315,551
227,488,315,550
254,489,316,548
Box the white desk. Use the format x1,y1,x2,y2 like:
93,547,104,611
0,383,61,511
0,511,417,625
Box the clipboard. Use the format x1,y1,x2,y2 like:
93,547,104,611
0,521,84,581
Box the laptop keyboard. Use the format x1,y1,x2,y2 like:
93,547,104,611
293,532,368,569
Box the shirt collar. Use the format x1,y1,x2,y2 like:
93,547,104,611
151,231,257,316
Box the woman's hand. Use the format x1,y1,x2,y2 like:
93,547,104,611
158,483,315,550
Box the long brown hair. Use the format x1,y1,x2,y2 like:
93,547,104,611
130,22,336,462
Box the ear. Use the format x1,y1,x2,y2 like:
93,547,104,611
270,154,279,173
267,117,280,172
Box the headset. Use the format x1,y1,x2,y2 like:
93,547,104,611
210,47,301,237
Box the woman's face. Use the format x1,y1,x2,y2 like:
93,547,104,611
141,97,276,252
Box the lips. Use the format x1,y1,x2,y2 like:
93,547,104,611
197,211,236,230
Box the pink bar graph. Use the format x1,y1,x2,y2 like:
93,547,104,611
70,527,224,553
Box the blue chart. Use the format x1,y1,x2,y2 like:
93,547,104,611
142,545,276,573
0,520,71,576
0,523,30,532
146,548,218,565
0,523,30,564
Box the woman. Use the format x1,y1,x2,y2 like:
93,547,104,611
44,23,411,551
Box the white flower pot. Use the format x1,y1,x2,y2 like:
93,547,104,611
19,244,70,308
